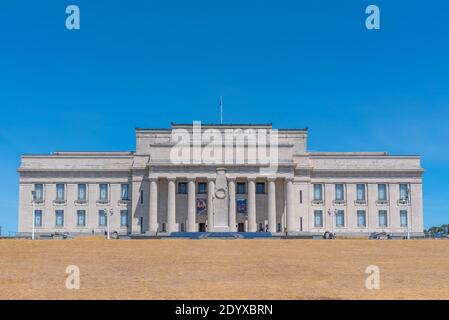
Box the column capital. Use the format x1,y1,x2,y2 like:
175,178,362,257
267,176,277,182
187,177,196,182
247,177,256,182
149,176,159,182
167,177,177,182
207,177,216,182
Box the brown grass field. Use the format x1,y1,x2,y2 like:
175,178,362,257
1,237,449,300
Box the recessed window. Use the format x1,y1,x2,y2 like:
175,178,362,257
178,182,188,194
356,184,366,201
335,184,345,201
299,190,303,204
56,184,65,202
314,210,323,228
121,184,130,201
357,210,366,227
34,184,44,201
378,184,387,201
399,184,409,201
34,210,42,227
197,182,207,194
55,210,64,227
99,210,107,227
313,184,323,201
256,182,265,194
400,210,408,227
378,210,388,227
77,210,86,227
336,210,345,227
140,190,144,204
99,184,109,201
236,182,246,194
120,210,129,227
78,184,87,202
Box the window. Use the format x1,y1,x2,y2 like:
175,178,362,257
378,184,387,201
313,184,323,201
336,210,345,227
197,182,207,194
99,184,109,201
55,210,64,227
77,210,86,227
121,184,129,200
335,184,345,201
99,210,107,227
178,182,187,194
161,223,166,232
378,210,388,227
236,182,246,194
399,184,409,201
34,210,42,227
120,210,129,227
299,190,303,204
357,210,366,227
400,210,408,227
140,190,144,204
34,184,43,201
56,184,65,201
356,184,366,201
78,184,87,202
314,210,323,228
256,182,265,194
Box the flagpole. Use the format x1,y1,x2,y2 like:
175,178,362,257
220,96,223,124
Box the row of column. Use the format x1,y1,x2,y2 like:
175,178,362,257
148,177,295,233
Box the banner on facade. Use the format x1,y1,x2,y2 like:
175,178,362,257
196,198,207,215
236,198,247,214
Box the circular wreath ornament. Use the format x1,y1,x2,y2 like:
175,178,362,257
215,188,227,199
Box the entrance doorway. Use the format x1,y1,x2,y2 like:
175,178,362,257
237,223,245,232
199,223,206,232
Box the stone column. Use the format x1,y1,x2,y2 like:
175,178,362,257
228,178,236,232
187,178,196,232
247,178,257,232
285,178,295,232
167,177,176,233
268,177,276,233
149,177,158,233
207,178,215,231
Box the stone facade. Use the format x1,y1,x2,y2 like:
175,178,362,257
17,123,424,236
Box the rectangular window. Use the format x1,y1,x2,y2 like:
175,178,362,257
34,184,43,201
256,182,265,194
356,184,366,201
357,210,366,227
99,210,107,227
178,182,187,194
400,210,408,227
314,210,323,228
55,210,64,227
56,184,65,201
313,184,323,201
399,184,409,201
78,184,87,201
120,210,129,227
99,184,108,201
335,184,345,201
299,190,303,204
77,210,86,227
34,210,42,227
121,184,129,200
140,190,144,204
236,182,246,194
197,182,207,194
336,210,345,227
378,210,388,227
378,184,387,201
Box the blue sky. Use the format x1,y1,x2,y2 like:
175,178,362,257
0,0,448,233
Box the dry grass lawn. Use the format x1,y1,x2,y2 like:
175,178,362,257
1,238,449,300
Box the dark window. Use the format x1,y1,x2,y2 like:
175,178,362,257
299,190,303,204
178,182,188,194
197,182,207,194
256,182,265,194
236,182,246,194
140,190,144,204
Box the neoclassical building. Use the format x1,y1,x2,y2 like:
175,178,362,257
17,123,424,237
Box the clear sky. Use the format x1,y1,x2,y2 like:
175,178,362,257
0,1,448,233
